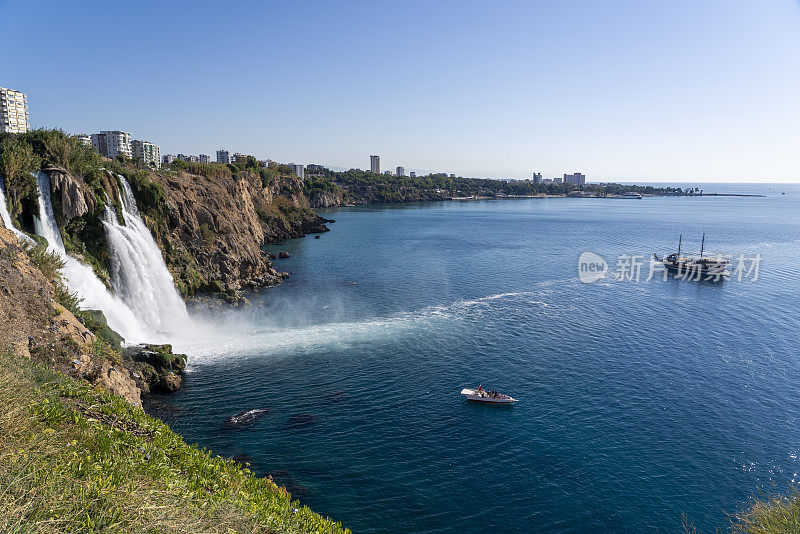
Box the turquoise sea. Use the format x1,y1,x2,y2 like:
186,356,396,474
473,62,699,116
154,183,800,532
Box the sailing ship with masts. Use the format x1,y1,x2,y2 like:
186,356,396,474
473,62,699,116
653,234,729,280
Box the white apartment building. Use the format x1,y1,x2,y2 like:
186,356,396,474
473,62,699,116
75,134,92,147
370,155,380,174
131,139,161,168
91,131,133,159
396,166,405,176
199,154,210,164
216,149,231,164
0,87,30,134
290,163,305,179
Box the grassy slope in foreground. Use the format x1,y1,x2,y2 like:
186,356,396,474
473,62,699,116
0,351,348,533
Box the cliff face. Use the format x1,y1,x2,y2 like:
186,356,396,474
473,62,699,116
0,228,142,406
133,169,329,298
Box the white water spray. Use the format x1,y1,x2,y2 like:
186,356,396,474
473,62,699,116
102,174,191,334
33,171,151,343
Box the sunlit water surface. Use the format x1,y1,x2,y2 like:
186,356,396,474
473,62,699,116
153,184,800,533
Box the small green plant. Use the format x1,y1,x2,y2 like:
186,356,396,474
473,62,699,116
22,242,64,282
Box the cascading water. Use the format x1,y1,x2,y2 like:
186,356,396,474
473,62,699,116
34,171,151,344
102,174,191,334
0,177,34,244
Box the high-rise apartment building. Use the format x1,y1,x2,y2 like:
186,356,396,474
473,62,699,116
563,172,586,185
409,171,416,178
131,139,161,168
91,131,133,159
370,155,380,174
532,172,542,184
0,87,30,134
162,154,176,165
396,166,405,176
216,149,231,164
290,164,305,179
199,154,210,164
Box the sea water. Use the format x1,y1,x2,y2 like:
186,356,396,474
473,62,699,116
156,184,800,532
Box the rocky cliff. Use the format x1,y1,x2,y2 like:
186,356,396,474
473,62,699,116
125,167,330,299
0,228,143,405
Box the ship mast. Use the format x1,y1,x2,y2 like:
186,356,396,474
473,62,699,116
700,233,705,259
678,234,682,256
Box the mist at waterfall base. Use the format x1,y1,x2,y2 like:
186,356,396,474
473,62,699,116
157,184,800,533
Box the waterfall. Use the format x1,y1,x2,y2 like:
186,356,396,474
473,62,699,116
34,171,151,344
102,174,191,334
0,177,34,245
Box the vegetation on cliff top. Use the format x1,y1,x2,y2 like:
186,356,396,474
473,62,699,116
0,350,348,533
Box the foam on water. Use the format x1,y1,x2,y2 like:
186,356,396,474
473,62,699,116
182,290,549,364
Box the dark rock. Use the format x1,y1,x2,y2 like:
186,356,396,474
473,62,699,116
282,413,316,430
314,235,320,239
278,251,290,259
124,344,187,374
225,408,272,428
127,361,159,394
155,371,182,393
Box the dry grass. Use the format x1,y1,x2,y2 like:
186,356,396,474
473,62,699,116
0,352,349,533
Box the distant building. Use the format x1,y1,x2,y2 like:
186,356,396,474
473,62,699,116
396,166,405,176
450,174,456,178
384,170,392,176
0,87,30,134
162,154,176,165
131,139,161,168
199,154,210,164
232,153,247,164
290,163,304,179
553,177,563,183
216,149,231,164
543,178,553,183
75,134,91,147
532,172,542,184
564,172,586,186
306,164,326,172
176,154,189,162
91,131,132,159
370,155,380,174
188,155,199,162
409,171,416,178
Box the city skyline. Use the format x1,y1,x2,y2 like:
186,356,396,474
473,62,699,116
1,1,799,183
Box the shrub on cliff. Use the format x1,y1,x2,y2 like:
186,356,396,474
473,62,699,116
0,134,41,218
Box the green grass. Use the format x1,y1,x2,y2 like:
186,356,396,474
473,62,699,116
729,490,800,534
0,351,349,533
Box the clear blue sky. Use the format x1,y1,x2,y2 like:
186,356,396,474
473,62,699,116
2,0,799,182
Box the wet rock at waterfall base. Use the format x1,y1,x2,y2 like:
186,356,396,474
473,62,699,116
225,408,273,428
155,371,182,393
123,344,187,394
